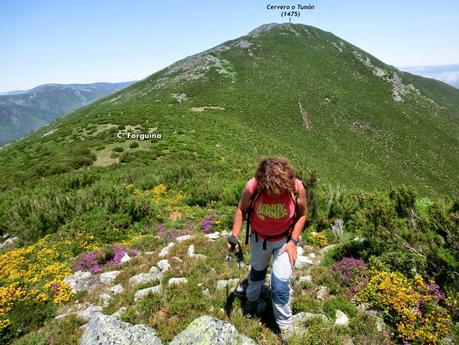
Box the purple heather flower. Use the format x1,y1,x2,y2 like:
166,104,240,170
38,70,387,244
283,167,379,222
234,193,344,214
331,257,368,295
73,251,102,274
106,245,140,266
74,244,140,274
200,216,213,233
426,283,445,300
157,223,188,240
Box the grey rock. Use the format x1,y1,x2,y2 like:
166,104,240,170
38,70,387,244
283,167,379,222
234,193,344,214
237,39,252,49
99,293,112,307
157,259,170,272
205,232,220,240
77,305,103,321
120,253,131,263
100,271,121,285
64,270,99,293
293,312,328,324
295,255,313,269
169,315,237,345
172,93,187,103
110,284,125,295
3,236,19,247
297,246,305,256
168,277,188,286
129,272,160,287
392,91,402,102
187,244,195,257
298,275,312,283
134,285,162,302
247,23,279,37
149,266,160,274
316,286,329,301
79,313,162,345
176,235,194,243
216,278,240,290
335,310,349,326
159,242,174,258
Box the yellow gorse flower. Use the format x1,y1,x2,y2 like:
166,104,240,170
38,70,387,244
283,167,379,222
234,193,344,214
0,235,76,331
355,270,451,344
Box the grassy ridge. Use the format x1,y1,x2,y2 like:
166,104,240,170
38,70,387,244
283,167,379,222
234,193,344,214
0,23,458,344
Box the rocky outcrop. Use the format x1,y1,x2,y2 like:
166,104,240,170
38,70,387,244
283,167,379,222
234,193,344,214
80,313,162,345
169,315,257,345
64,270,99,293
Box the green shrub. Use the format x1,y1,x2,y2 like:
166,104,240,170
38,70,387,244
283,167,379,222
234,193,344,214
323,296,357,320
112,146,124,153
389,185,417,217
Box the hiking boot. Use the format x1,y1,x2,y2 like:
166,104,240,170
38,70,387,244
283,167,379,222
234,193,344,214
256,298,267,315
243,299,258,317
279,324,295,344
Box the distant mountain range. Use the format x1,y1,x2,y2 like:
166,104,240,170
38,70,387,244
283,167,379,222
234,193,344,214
0,82,134,145
400,64,459,89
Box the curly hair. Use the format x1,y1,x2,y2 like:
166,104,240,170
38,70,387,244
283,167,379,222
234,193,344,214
254,156,297,195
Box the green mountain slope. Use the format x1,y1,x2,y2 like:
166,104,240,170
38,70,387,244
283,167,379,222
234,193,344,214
1,23,458,344
0,23,457,199
0,82,133,145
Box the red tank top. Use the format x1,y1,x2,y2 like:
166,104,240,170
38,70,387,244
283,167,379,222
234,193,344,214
246,177,303,240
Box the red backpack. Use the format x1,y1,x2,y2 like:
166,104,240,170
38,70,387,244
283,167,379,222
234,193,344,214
245,177,303,250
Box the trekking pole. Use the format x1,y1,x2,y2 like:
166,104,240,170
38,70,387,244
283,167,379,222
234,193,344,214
226,235,245,269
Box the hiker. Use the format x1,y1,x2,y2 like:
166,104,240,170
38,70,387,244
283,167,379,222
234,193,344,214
228,156,308,342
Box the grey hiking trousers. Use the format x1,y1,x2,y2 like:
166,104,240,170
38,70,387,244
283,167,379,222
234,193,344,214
246,232,293,330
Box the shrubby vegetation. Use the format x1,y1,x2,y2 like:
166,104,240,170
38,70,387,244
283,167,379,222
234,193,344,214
0,172,457,344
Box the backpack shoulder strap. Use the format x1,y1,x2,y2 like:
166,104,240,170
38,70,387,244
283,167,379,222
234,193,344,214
245,179,260,245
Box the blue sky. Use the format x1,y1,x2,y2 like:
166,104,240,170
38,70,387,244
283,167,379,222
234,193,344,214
1,0,459,92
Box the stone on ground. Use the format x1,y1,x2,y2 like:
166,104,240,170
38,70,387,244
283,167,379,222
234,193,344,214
134,285,162,302
316,286,329,301
77,305,103,322
335,310,349,326
129,272,160,286
157,259,170,272
64,270,99,293
295,256,313,269
80,313,162,345
169,315,238,345
168,277,188,286
159,242,175,257
110,283,125,294
176,235,195,243
100,270,121,284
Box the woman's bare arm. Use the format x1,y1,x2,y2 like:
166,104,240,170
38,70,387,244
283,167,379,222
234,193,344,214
291,184,308,241
231,187,253,239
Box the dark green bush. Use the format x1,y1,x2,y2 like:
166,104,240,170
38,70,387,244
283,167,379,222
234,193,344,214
112,146,124,153
389,185,417,217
